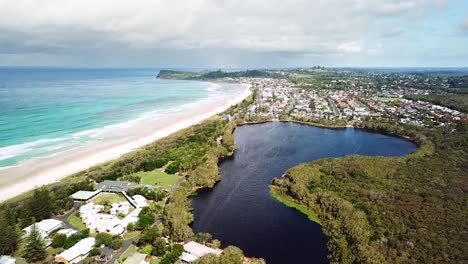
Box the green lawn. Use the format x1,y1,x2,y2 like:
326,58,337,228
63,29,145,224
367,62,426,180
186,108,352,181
132,171,180,186
122,231,140,240
117,244,137,264
68,212,87,231
92,193,127,205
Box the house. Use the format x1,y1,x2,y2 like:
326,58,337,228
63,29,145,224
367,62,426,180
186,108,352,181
181,241,223,263
0,256,15,264
56,229,78,237
54,237,96,264
96,180,133,193
71,190,102,202
22,219,64,238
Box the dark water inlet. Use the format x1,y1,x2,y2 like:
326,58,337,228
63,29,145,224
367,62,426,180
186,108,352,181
192,122,417,264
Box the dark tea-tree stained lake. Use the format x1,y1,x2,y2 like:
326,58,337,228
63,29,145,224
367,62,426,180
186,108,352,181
192,122,417,263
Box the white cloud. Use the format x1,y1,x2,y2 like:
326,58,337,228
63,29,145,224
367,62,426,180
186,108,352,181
337,41,364,53
0,0,455,66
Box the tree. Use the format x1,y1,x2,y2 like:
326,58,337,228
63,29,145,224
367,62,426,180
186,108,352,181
51,233,67,248
64,233,83,249
136,207,155,230
152,238,167,256
0,212,20,255
211,239,221,249
195,232,212,245
127,222,135,231
111,239,122,250
95,232,114,247
141,245,153,255
137,227,160,246
23,224,46,262
89,247,101,256
28,187,53,220
220,246,244,264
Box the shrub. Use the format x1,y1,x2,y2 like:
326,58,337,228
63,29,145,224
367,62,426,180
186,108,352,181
164,161,180,174
111,239,122,250
141,245,153,255
64,233,83,249
89,248,101,256
95,233,114,247
51,233,67,248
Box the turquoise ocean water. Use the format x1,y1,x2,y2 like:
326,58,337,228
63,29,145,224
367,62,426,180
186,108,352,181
0,68,237,167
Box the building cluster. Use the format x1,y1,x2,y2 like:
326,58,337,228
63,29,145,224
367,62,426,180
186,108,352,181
19,219,94,264
242,75,466,127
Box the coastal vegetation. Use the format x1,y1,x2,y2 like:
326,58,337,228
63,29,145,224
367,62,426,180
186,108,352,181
0,91,255,262
271,120,467,263
157,69,269,80
1,69,466,263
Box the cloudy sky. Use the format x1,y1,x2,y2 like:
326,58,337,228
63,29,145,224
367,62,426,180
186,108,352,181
0,0,467,68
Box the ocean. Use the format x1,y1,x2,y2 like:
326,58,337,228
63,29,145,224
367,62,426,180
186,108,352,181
0,68,239,168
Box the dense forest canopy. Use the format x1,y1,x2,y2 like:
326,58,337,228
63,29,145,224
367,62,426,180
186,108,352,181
272,120,468,264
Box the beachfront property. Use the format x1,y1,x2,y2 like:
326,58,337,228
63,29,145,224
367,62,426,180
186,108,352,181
78,191,148,235
54,237,96,264
96,180,134,193
22,219,64,238
71,190,102,202
0,256,16,264
180,241,223,263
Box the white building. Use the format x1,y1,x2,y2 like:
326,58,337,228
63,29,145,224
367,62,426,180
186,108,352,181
110,201,131,215
181,241,223,263
79,202,140,236
57,229,78,237
54,237,96,264
22,219,63,238
132,195,148,208
0,256,16,264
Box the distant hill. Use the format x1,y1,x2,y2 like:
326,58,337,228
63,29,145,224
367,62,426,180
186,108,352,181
157,69,270,80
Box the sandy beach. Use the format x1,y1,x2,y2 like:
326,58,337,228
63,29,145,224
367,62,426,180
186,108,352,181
0,83,251,202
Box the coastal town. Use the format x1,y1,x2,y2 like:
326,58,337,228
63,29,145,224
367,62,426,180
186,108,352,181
1,68,467,264
236,70,466,127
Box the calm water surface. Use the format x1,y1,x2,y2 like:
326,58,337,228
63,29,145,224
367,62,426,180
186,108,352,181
192,122,417,264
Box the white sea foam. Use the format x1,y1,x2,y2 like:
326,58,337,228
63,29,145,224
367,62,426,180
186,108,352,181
0,137,67,161
0,82,242,168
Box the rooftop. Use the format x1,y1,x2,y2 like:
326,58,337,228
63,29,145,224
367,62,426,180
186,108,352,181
23,219,63,235
183,241,222,258
56,237,95,262
96,180,133,192
71,190,102,201
0,256,15,264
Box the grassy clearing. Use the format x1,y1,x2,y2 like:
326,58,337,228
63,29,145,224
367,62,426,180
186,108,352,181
92,193,127,205
117,244,137,264
269,186,321,225
122,231,140,240
68,212,87,231
132,171,180,186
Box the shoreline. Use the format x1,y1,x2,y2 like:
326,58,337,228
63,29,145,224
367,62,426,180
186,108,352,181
0,82,252,202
